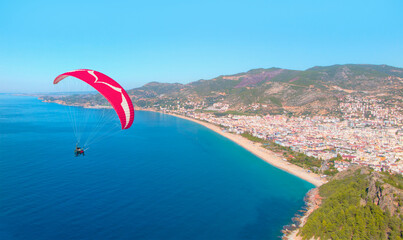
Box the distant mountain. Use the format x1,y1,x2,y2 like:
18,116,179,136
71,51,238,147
128,64,403,115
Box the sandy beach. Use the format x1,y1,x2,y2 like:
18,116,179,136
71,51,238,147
39,98,326,186
165,112,326,187
39,99,325,187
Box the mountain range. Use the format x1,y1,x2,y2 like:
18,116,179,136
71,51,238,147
41,64,403,116
128,64,403,115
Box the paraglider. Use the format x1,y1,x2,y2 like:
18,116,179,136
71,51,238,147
54,69,135,155
74,145,85,157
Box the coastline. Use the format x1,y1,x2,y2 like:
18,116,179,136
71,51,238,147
161,111,326,187
163,111,326,238
282,188,322,239
36,95,326,187
37,98,323,236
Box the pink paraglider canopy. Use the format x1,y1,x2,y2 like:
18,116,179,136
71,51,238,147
54,69,134,130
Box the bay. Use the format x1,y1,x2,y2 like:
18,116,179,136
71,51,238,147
0,95,313,239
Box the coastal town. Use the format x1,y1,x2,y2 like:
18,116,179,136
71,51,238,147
4,0,403,238
40,90,403,177
152,94,403,175
36,66,403,239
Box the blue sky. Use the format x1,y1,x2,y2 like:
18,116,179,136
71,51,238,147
0,0,402,92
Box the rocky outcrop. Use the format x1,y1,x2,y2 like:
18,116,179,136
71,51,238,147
282,188,322,239
366,172,403,216
333,167,402,216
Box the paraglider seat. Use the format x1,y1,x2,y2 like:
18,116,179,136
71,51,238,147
74,148,85,157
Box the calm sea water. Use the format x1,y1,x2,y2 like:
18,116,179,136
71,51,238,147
0,95,313,240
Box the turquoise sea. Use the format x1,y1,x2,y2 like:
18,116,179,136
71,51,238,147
0,94,313,239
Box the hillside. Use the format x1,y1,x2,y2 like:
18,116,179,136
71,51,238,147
298,166,403,239
41,64,403,116
128,64,403,116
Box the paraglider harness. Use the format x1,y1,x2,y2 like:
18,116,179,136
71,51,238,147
74,144,85,157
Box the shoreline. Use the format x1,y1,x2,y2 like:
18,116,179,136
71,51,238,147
37,99,323,236
282,188,322,239
156,111,326,187
36,96,326,187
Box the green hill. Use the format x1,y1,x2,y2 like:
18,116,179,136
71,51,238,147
299,167,403,240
